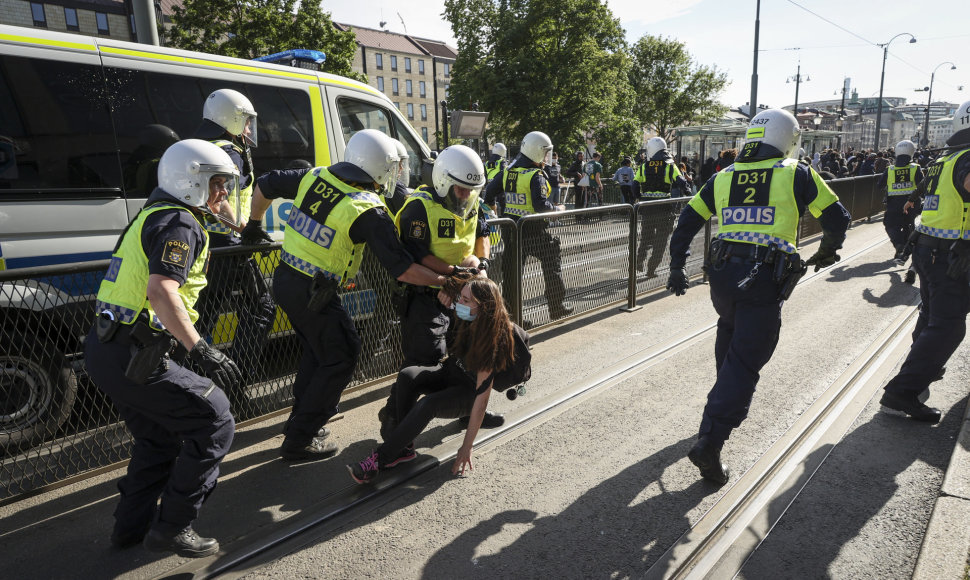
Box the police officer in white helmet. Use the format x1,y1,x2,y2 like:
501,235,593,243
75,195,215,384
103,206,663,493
85,139,243,557
665,108,850,485
882,99,970,424
483,130,573,321
249,129,452,461
485,142,507,183
878,139,923,284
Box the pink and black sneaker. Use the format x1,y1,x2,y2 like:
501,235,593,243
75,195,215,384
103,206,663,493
382,444,416,469
347,451,380,484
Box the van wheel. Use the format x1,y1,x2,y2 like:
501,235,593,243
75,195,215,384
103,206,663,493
0,333,77,449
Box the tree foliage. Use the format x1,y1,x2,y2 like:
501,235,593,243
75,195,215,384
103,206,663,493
443,0,631,158
166,0,364,82
628,35,729,142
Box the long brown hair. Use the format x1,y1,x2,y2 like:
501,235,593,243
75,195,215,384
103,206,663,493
448,276,515,374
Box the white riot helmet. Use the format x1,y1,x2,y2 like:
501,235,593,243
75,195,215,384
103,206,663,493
492,142,507,157
520,131,554,165
392,139,411,188
157,139,239,209
431,144,486,217
646,136,668,159
744,108,801,159
895,140,916,159
203,88,258,147
948,99,970,145
344,129,401,196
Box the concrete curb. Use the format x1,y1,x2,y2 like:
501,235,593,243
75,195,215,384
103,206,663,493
913,397,970,579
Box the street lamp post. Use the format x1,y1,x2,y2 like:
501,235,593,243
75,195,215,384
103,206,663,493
921,62,957,147
787,63,809,115
874,33,916,150
812,114,822,154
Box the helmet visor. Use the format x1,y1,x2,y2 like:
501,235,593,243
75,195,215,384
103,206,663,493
205,172,240,220
243,115,258,148
397,156,411,189
444,185,481,217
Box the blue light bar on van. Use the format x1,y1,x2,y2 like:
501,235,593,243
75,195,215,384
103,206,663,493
254,49,327,65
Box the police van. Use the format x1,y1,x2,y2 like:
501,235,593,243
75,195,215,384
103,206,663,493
0,24,431,447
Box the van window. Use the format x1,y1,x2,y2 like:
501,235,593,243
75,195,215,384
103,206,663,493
336,97,391,144
103,68,314,196
0,55,121,193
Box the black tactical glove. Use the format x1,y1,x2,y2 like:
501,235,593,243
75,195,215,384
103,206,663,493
947,240,970,279
240,219,273,245
451,265,478,276
476,257,490,272
666,267,689,296
805,232,843,272
188,339,243,391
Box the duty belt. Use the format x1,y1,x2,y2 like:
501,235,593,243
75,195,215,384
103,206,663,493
916,234,953,250
716,232,796,254
280,249,341,281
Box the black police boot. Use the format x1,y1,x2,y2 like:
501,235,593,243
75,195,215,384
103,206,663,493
904,269,916,284
143,526,219,558
458,412,505,429
687,436,730,486
280,437,340,461
879,391,941,423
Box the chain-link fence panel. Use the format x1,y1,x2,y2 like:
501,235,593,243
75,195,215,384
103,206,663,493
484,218,521,321
517,206,633,328
798,175,881,241
632,198,702,296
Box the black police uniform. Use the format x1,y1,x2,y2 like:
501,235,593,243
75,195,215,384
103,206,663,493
880,143,970,421
876,156,924,255
396,195,488,367
84,194,235,545
256,165,415,454
192,123,275,384
669,147,850,466
484,155,572,319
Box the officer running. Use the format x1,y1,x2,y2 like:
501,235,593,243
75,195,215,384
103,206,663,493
192,89,275,391
634,136,691,278
248,129,451,461
666,108,851,485
484,131,573,321
880,99,970,423
386,144,503,430
877,139,923,284
85,139,244,557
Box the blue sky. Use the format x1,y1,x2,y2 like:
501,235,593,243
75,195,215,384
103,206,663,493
324,0,968,111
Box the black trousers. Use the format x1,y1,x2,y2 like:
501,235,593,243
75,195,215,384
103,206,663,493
885,243,970,396
273,264,361,447
636,205,677,275
883,195,918,251
701,257,783,445
84,325,234,536
378,360,476,465
400,290,451,368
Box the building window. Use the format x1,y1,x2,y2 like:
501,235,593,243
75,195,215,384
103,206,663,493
407,103,414,120
376,76,384,92
420,104,427,121
419,81,426,98
390,55,397,71
391,78,399,96
405,57,412,73
64,7,79,31
375,53,383,69
394,102,400,111
405,79,412,97
422,127,429,143
445,84,450,99
30,3,46,27
418,60,425,75
96,12,110,35
444,63,451,77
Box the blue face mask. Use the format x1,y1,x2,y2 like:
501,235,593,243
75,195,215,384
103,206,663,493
455,302,477,322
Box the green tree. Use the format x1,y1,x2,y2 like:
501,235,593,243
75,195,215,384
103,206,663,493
628,35,729,142
443,0,629,158
166,0,364,81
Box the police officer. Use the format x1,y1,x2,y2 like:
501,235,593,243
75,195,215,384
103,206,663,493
484,131,574,320
878,139,923,284
635,137,690,278
666,109,850,485
248,129,450,460
193,89,275,390
85,139,243,557
881,99,970,423
485,142,507,184
390,145,503,429
383,139,412,217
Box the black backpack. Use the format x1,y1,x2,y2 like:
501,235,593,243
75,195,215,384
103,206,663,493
476,323,531,395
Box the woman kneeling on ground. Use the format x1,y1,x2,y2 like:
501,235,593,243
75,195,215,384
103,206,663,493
348,274,516,483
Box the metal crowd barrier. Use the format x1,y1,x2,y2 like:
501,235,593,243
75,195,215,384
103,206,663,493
0,174,884,503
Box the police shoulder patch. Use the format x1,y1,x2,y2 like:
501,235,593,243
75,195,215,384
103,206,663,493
409,220,427,239
161,239,190,267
